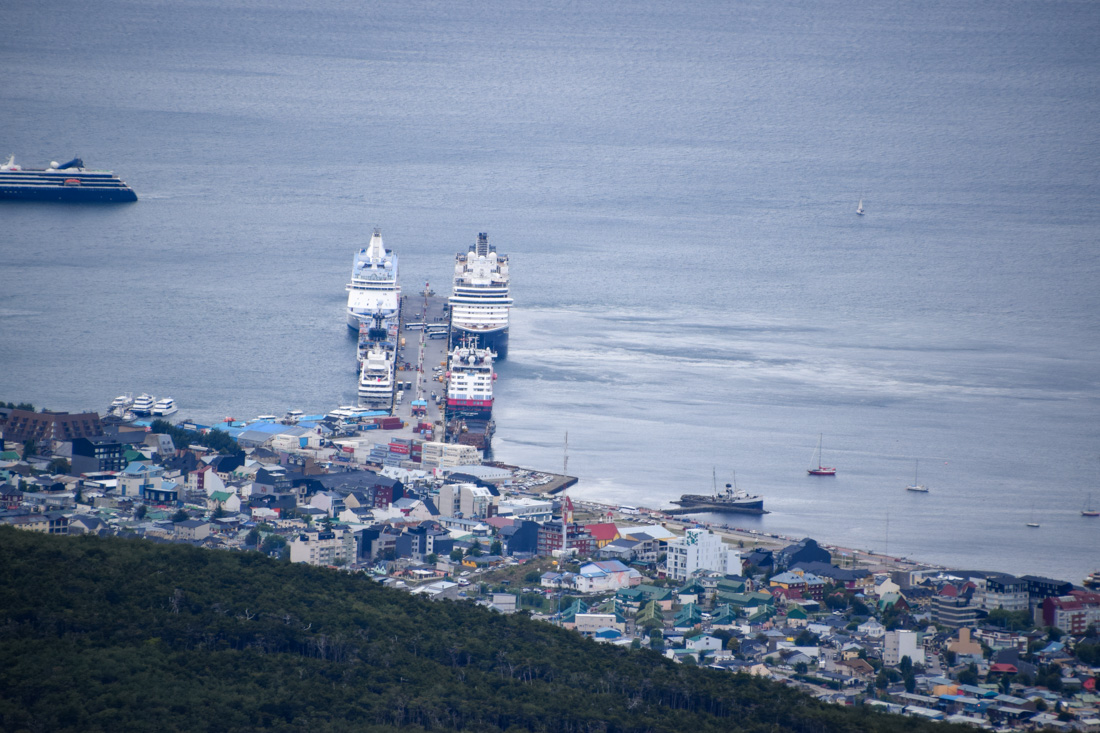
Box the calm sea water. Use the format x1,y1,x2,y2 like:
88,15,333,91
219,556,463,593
2,0,1098,582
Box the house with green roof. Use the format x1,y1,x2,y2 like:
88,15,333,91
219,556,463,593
710,603,741,629
559,599,589,627
784,605,810,627
745,605,776,628
716,578,747,595
636,600,665,629
718,590,775,612
673,602,704,631
677,579,710,605
617,584,674,611
206,490,241,514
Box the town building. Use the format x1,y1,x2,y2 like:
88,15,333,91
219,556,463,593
883,630,925,666
438,482,496,518
419,441,481,470
537,522,597,557
70,435,126,474
1042,591,1100,635
289,528,355,566
973,574,1029,612
496,496,553,522
665,528,740,582
0,409,104,445
174,520,212,541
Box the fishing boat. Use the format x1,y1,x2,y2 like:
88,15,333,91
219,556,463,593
807,434,837,476
905,460,928,493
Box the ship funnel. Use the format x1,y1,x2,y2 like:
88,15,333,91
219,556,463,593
475,232,490,257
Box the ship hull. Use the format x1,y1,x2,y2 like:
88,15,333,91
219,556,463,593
445,398,493,421
0,185,137,203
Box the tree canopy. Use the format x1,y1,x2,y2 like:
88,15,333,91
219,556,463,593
0,528,970,732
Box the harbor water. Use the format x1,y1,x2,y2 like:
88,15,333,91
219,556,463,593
1,0,1098,582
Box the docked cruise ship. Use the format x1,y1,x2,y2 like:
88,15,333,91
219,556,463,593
357,343,395,410
444,341,496,420
0,156,137,203
346,228,400,330
448,232,512,358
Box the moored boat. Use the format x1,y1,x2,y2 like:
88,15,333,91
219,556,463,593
346,228,400,330
358,343,396,410
449,232,512,358
906,460,929,492
671,471,766,515
131,394,156,416
807,434,837,476
152,398,178,417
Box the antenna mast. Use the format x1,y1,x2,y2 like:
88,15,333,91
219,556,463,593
563,431,568,475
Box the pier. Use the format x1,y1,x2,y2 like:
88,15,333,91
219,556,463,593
387,289,450,433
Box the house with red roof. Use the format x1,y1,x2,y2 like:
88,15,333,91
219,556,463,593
584,522,620,548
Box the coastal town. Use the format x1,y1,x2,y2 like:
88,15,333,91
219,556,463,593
2,400,1099,731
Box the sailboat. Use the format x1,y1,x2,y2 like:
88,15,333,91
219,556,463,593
856,196,864,216
807,434,837,475
905,460,928,492
1026,506,1040,528
1083,494,1099,517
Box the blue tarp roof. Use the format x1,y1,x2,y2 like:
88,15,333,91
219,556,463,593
242,421,292,434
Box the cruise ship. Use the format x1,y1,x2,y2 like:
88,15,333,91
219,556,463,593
444,341,496,420
443,340,497,451
0,156,137,203
448,232,512,358
346,228,400,330
357,343,395,410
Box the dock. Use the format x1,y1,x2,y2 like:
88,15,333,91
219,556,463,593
388,289,450,433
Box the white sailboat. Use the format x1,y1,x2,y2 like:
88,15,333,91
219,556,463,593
905,459,928,492
856,197,865,216
1026,506,1040,528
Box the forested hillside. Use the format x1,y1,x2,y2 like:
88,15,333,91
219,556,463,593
0,528,959,732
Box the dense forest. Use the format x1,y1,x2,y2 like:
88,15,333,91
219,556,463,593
0,528,964,732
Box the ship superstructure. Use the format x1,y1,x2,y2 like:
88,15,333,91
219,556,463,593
346,228,400,330
357,342,396,409
448,232,512,358
445,342,496,420
443,340,496,450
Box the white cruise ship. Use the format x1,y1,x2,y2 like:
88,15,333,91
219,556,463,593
346,228,400,330
357,343,395,409
445,341,495,420
448,232,512,358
